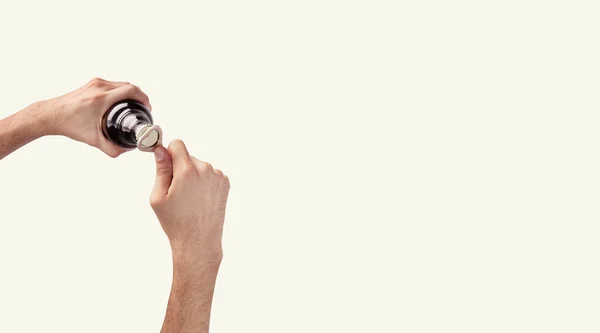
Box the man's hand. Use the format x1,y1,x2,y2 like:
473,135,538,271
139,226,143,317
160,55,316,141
151,139,230,261
0,78,150,160
150,140,230,333
43,78,151,157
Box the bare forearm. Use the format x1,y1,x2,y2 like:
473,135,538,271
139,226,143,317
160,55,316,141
161,249,222,333
0,102,54,160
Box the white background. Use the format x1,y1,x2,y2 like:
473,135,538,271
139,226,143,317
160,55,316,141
0,1,599,332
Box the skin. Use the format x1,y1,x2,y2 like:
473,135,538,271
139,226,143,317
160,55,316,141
152,142,229,333
0,78,229,333
0,77,150,159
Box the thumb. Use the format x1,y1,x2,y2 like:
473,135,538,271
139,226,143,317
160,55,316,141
152,146,173,196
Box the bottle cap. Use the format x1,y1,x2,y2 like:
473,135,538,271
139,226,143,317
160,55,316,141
136,124,163,152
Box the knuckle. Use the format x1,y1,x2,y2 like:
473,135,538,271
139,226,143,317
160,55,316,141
149,194,165,208
214,168,224,177
196,161,213,173
156,167,171,176
223,175,231,188
130,84,142,94
89,77,105,86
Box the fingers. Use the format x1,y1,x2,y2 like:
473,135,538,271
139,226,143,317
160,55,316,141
87,77,130,90
98,138,128,158
86,78,151,109
168,141,229,190
191,157,228,187
109,81,131,87
152,146,174,197
106,83,151,110
168,139,192,172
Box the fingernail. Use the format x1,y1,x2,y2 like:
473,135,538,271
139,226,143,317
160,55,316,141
155,148,165,161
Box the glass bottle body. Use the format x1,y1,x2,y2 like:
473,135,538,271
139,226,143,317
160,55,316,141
102,100,154,149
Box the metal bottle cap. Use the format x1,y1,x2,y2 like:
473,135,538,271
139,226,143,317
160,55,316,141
135,124,163,152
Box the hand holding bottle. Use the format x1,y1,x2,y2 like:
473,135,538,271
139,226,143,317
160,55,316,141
41,78,151,157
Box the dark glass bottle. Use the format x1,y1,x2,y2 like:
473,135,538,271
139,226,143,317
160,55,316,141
102,100,162,151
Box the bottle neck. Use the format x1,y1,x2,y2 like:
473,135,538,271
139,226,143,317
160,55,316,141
133,122,152,140
103,99,155,149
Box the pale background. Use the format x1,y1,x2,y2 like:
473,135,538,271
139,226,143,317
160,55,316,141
0,1,599,332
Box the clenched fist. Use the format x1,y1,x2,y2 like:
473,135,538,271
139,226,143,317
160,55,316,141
150,140,230,265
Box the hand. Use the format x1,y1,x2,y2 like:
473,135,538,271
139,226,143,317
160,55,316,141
42,77,151,157
150,140,230,266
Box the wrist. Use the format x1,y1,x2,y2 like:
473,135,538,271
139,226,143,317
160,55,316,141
20,100,58,137
171,243,222,276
